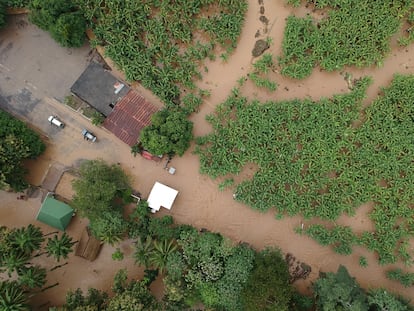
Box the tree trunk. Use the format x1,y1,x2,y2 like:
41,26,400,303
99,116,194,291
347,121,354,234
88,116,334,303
50,262,68,271
43,231,59,237
33,251,47,258
41,282,59,292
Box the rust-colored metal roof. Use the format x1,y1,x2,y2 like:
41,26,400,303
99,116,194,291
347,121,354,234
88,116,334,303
103,90,159,146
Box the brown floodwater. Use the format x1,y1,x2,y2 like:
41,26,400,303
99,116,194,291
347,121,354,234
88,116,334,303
2,0,414,308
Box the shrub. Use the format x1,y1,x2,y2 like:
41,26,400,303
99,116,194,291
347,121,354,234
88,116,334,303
50,12,86,48
0,3,6,29
29,0,85,47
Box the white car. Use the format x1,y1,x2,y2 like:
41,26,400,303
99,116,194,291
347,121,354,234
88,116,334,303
82,129,97,142
48,116,65,128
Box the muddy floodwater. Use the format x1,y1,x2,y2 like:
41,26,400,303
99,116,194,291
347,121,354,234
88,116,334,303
1,0,414,308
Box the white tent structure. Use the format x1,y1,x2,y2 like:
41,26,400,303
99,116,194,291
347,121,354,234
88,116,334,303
147,181,179,213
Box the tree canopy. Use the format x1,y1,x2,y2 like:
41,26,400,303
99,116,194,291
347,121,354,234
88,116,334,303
72,159,131,219
50,12,86,48
241,247,294,311
0,2,6,29
313,265,368,310
140,109,193,156
29,0,86,47
62,270,159,311
0,110,45,191
0,225,76,310
72,159,132,242
177,228,255,310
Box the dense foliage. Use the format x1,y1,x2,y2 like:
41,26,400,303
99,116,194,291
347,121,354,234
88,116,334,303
5,0,30,7
314,265,411,311
196,74,414,266
76,0,248,106
280,0,414,79
71,159,132,243
61,271,159,311
314,265,368,310
241,247,293,311
249,53,277,92
387,268,414,288
0,2,6,29
0,110,45,191
139,109,193,156
177,229,255,310
49,12,86,48
0,225,76,310
29,0,86,47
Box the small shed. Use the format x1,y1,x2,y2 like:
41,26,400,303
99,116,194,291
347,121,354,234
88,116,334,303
75,227,103,261
147,182,179,213
36,197,74,231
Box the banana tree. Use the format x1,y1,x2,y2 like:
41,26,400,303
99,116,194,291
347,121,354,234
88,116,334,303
0,281,29,311
10,225,44,256
46,233,76,262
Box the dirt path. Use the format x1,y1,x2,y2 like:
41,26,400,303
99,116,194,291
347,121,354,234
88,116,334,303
1,1,414,308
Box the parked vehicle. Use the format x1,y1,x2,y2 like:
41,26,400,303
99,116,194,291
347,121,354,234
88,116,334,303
48,116,65,128
81,129,97,142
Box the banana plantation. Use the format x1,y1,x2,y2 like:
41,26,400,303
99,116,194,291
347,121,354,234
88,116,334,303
280,0,414,79
196,74,414,266
76,0,247,106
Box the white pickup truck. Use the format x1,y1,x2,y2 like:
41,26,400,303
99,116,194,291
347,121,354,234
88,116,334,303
48,116,65,128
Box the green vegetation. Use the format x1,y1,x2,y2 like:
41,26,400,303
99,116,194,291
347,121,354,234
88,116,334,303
387,269,414,288
249,53,277,92
77,0,248,106
45,232,76,262
5,0,30,7
241,247,293,311
139,109,193,156
71,159,132,244
177,229,255,310
280,1,414,79
0,225,77,310
63,95,81,110
279,16,317,79
0,3,6,29
13,159,405,310
29,0,86,48
0,110,45,191
49,12,86,48
314,265,411,311
197,74,414,266
399,11,414,46
61,271,160,310
314,265,368,310
91,111,105,126
301,224,357,256
359,256,368,268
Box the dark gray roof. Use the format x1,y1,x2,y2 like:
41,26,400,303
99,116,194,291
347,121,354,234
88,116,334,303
70,62,130,116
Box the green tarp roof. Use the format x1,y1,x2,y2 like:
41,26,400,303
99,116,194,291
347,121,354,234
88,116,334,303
36,197,74,231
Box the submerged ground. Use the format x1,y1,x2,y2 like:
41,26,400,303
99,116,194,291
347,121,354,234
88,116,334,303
1,0,414,308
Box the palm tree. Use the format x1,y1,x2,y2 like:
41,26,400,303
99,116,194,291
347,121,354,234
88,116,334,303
1,251,30,277
0,281,29,311
17,265,47,289
46,233,76,262
133,236,154,267
149,239,177,274
10,225,44,256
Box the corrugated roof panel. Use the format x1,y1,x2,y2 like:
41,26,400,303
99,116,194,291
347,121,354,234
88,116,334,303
103,90,159,146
